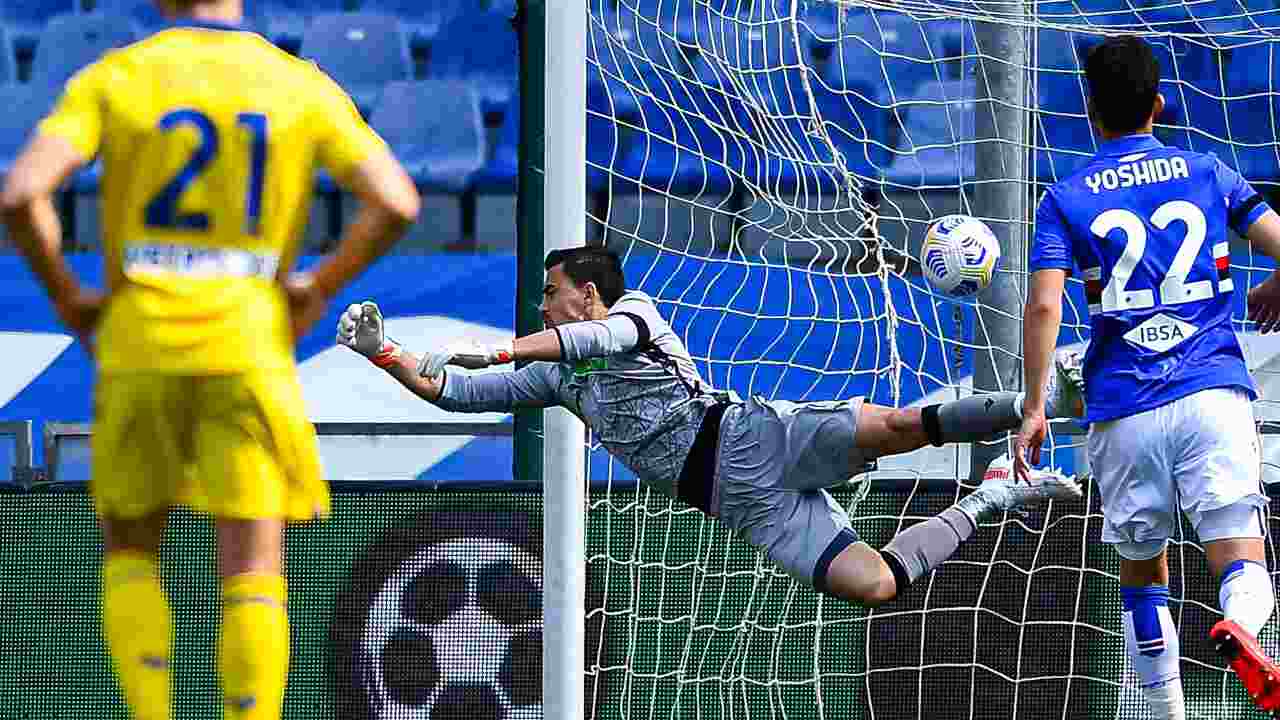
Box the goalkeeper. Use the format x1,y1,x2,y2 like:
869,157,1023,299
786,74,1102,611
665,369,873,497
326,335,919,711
338,246,1081,604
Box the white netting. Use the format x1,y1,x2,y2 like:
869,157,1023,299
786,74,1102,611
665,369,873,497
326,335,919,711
582,0,1280,718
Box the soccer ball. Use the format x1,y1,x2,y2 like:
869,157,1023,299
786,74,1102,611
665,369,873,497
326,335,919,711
920,214,1001,297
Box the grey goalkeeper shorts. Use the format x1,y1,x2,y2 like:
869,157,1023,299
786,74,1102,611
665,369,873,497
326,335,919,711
709,396,875,589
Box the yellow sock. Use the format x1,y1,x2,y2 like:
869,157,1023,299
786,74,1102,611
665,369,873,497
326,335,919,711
101,551,172,720
218,573,289,720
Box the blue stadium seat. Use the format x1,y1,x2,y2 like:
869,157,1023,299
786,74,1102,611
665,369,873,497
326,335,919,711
0,0,75,55
1218,43,1280,181
0,85,59,176
474,93,520,192
93,0,164,30
607,47,736,194
369,79,487,192
0,26,15,86
821,9,965,114
586,74,641,191
31,13,137,88
95,0,269,35
259,0,344,51
1034,73,1097,183
1133,0,1280,47
884,78,976,187
429,11,518,117
810,80,890,180
358,0,469,53
301,12,412,119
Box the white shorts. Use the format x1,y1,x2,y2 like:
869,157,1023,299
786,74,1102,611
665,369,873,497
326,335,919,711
1088,387,1266,560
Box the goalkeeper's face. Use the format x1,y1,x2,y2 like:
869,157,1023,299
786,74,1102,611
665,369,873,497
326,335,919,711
542,264,594,328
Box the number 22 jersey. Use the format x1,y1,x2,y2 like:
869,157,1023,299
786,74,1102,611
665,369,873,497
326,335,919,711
1030,134,1271,423
38,19,386,374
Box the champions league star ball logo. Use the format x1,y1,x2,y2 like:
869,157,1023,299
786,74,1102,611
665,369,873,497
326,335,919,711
331,512,548,720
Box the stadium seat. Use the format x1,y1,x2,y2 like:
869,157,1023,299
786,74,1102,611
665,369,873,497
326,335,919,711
884,78,977,187
369,79,487,192
825,9,964,105
31,13,137,88
586,73,641,191
92,0,164,30
300,12,412,119
357,0,470,53
0,26,15,86
610,58,735,194
0,85,60,176
809,80,891,180
95,0,269,35
474,93,520,192
0,0,75,56
1133,0,1280,47
429,11,518,117
1034,73,1097,183
1220,43,1280,181
259,0,344,51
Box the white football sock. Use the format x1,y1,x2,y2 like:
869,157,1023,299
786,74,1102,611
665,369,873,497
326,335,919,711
1220,559,1274,638
1122,585,1185,720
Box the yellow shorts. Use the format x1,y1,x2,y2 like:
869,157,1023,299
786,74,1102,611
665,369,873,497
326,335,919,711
91,370,329,522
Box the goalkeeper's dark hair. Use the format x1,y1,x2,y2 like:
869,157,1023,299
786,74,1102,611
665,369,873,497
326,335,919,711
544,247,626,307
1084,35,1161,135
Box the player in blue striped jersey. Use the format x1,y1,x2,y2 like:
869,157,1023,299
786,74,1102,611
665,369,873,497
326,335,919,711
1016,36,1280,716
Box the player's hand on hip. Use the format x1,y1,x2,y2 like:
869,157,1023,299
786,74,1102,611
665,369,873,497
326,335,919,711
283,272,330,341
55,286,103,351
1013,411,1048,483
418,339,513,378
1248,273,1280,334
337,301,403,368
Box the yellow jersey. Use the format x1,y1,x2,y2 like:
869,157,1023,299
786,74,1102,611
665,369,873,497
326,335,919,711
39,19,386,374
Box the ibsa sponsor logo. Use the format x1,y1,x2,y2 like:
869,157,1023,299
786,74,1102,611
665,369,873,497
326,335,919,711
1122,313,1197,353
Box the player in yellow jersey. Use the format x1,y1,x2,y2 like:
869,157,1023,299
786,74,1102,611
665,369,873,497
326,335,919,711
0,1,420,719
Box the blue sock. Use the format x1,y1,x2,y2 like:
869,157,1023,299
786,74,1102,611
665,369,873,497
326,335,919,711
1120,585,1184,719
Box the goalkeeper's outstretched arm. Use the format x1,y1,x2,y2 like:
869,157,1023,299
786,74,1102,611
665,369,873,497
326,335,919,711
418,310,646,376
337,302,561,412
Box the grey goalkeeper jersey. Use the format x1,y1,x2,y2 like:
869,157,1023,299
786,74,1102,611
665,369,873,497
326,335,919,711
436,290,724,495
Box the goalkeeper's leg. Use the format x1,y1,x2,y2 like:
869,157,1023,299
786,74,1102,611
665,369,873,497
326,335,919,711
855,350,1083,458
822,454,1081,604
100,511,173,720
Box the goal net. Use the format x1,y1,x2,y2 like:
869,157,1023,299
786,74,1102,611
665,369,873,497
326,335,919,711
581,0,1280,718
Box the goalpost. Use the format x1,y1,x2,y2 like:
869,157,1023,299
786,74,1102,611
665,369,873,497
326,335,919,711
522,0,1280,718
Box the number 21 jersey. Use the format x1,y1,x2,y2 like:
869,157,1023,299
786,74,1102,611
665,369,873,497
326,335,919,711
38,19,386,374
1030,134,1270,422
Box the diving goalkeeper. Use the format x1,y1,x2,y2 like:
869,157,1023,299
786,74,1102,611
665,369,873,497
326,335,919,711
338,246,1082,603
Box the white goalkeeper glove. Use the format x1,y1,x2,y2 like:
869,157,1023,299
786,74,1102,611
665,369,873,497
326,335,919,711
418,339,514,379
336,302,403,369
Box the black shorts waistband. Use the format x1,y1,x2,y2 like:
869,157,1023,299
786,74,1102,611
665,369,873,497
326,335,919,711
676,402,729,513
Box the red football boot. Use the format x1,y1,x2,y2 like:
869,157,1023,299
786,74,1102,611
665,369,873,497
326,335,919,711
1212,619,1280,714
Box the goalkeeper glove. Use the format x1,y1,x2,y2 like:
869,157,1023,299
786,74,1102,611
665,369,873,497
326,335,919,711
336,302,403,369
418,339,514,379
